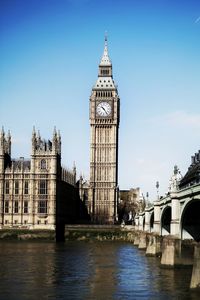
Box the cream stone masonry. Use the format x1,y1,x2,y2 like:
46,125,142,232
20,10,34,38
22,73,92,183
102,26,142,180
0,127,76,230
88,37,120,224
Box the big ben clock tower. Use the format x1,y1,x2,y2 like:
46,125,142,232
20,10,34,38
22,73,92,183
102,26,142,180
88,37,120,224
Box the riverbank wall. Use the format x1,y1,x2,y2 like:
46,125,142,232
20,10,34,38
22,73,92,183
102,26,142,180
0,225,134,241
64,225,134,241
0,229,55,240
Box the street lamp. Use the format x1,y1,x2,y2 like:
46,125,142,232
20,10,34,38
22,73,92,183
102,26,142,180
156,181,159,200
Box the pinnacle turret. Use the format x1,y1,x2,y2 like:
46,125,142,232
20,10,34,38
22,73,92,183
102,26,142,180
0,127,4,140
0,127,11,157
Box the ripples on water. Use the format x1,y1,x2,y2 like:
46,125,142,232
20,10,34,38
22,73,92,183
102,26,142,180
0,241,199,300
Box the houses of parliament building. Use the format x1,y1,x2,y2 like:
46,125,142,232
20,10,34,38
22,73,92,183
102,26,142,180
0,127,77,230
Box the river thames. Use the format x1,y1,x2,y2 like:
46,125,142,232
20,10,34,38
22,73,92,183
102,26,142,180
0,241,199,300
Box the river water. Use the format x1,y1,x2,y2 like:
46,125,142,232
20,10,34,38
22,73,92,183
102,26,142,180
0,241,199,300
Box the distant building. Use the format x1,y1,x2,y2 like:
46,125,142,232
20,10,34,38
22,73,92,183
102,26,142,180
0,127,77,230
118,188,141,222
79,175,89,206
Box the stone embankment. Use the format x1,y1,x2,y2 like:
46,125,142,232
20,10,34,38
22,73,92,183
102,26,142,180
0,229,55,240
64,225,134,241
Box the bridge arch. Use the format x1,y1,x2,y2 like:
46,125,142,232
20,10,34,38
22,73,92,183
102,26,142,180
161,206,171,236
181,198,200,241
150,211,154,232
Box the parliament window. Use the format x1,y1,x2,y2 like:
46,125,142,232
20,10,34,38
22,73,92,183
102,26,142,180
5,181,9,194
40,159,46,169
38,180,48,195
14,201,19,213
38,200,47,214
24,181,29,194
24,201,28,214
5,201,9,213
15,181,19,195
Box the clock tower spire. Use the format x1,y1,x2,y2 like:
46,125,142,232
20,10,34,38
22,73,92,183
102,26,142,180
88,37,120,224
98,35,112,77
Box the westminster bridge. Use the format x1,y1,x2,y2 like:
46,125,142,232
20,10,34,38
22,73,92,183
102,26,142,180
129,151,200,289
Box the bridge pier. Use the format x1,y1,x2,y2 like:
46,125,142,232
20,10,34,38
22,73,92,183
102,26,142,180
161,236,182,267
138,232,147,249
146,234,162,256
124,226,199,289
190,243,200,289
133,232,140,246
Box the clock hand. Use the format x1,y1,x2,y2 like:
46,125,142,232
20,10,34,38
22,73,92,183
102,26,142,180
101,106,107,114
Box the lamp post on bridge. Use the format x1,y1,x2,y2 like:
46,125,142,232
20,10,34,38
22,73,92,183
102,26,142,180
154,181,161,234
146,192,150,208
156,181,159,201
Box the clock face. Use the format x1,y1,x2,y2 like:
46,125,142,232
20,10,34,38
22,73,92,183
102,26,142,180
96,102,111,117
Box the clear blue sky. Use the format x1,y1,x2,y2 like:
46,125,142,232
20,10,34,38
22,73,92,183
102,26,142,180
1,0,200,200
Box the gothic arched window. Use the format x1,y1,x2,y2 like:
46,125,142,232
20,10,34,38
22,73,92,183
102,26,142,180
40,159,46,169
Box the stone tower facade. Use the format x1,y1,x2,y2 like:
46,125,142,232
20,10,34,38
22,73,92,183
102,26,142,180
0,127,76,229
88,37,120,224
30,127,61,229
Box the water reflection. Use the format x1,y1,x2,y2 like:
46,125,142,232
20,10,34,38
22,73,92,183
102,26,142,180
0,241,199,300
87,242,117,299
116,245,153,298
